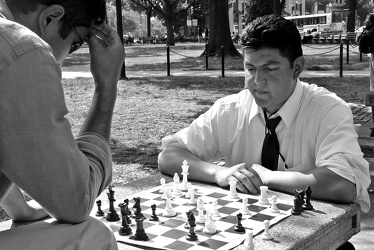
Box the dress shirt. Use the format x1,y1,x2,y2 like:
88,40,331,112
0,11,112,222
161,80,371,212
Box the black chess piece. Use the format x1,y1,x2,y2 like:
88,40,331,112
149,204,159,221
106,185,120,221
132,197,145,220
234,213,245,232
291,192,303,215
130,217,149,241
95,200,104,216
118,203,132,236
302,186,314,210
186,211,198,241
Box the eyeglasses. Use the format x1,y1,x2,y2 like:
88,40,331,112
63,16,85,54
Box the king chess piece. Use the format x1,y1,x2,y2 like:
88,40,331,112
105,185,120,221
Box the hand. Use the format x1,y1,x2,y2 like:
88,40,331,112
88,23,125,85
214,163,264,194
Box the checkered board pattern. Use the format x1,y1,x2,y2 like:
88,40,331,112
94,185,294,250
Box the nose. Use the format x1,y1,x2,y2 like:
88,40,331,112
254,68,266,85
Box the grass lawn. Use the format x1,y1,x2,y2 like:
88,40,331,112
0,43,370,222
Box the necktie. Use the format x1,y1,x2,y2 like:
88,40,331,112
261,113,282,171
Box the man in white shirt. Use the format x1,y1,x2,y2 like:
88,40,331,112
158,15,370,216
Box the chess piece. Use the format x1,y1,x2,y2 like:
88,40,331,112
149,204,159,221
291,192,303,215
105,185,120,221
188,189,197,204
95,200,104,216
240,229,254,250
159,178,166,193
173,173,183,197
133,197,145,219
270,196,280,213
234,213,245,232
261,220,273,240
303,186,314,210
211,199,222,219
180,160,189,191
186,211,198,241
196,197,206,224
163,197,177,217
228,180,239,199
203,213,217,234
130,217,149,241
241,198,251,215
258,186,270,205
123,199,132,224
118,203,132,236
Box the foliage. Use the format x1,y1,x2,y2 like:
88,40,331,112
122,13,138,34
245,0,273,23
356,0,374,24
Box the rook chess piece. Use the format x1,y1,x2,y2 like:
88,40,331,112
228,180,239,199
241,229,254,250
258,186,270,205
95,200,104,216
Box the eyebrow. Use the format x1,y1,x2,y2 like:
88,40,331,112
244,60,281,67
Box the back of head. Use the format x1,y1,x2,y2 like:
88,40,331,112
365,13,374,30
5,0,106,39
241,14,303,66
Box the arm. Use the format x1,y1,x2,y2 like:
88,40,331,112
79,23,124,140
1,185,49,222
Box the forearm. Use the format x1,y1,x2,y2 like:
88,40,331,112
79,84,117,141
158,146,220,184
259,166,356,203
1,185,48,221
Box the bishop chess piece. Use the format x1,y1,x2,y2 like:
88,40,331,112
105,185,120,221
234,213,245,232
186,210,198,241
95,200,104,216
118,203,132,236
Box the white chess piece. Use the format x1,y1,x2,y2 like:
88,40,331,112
228,180,239,199
261,220,273,240
240,229,254,250
196,198,206,224
173,173,183,197
241,198,251,215
211,199,221,219
270,195,280,213
162,187,172,200
159,178,166,193
163,197,177,217
203,213,216,234
180,160,189,191
258,186,270,205
188,189,197,204
185,187,191,198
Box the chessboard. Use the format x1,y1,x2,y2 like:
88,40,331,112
92,183,294,250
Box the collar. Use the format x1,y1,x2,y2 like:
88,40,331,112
277,79,304,128
0,0,15,21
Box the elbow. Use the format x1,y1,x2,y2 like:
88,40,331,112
157,150,169,174
330,181,357,204
52,199,92,224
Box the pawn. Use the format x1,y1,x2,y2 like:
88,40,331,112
149,204,159,221
188,189,197,204
159,178,166,193
163,197,176,217
241,198,251,215
95,200,105,216
261,220,273,240
269,196,280,213
234,213,245,232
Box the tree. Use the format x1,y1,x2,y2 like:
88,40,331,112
355,0,374,25
273,0,286,16
245,0,285,24
346,0,358,32
206,0,241,57
304,0,333,14
126,0,155,38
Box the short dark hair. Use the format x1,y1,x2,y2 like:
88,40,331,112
241,14,303,67
5,0,106,39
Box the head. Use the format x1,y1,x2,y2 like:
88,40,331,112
6,0,106,62
365,13,374,30
241,14,304,113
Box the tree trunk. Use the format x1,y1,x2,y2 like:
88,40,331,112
166,20,175,46
273,0,286,16
347,0,357,32
146,7,152,38
204,0,241,57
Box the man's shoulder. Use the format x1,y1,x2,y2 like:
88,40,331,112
0,19,51,69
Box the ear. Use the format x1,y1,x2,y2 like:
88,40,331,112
292,56,305,80
38,5,65,38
